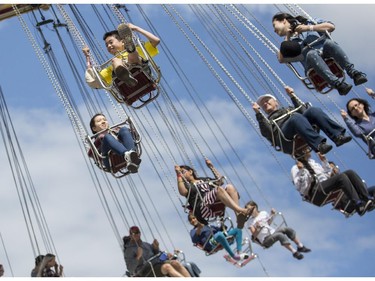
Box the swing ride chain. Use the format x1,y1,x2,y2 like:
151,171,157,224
163,5,260,132
13,4,87,144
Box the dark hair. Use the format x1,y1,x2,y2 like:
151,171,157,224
179,165,199,180
346,98,371,120
35,255,45,265
272,12,309,32
272,12,308,24
89,113,105,134
103,30,120,41
245,200,258,210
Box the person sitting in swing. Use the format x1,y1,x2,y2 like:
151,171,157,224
245,201,311,260
272,12,367,96
83,22,160,89
175,159,251,229
252,85,352,156
291,149,374,216
188,213,249,261
340,90,375,158
89,113,141,173
123,226,191,277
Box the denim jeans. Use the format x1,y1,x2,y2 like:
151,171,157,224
281,107,345,151
213,228,242,257
101,126,135,167
304,39,354,86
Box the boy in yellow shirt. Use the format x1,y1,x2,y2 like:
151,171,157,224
83,23,160,89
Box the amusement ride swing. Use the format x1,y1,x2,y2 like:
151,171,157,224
5,3,374,277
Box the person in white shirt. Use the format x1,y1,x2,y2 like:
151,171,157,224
245,201,310,260
291,150,373,216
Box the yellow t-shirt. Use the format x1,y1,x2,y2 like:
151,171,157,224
100,41,159,85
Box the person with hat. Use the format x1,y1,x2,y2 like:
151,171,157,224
272,12,367,96
252,85,352,156
122,226,191,277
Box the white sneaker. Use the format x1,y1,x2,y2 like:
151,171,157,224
124,150,141,165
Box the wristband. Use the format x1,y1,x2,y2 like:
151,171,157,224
309,25,314,31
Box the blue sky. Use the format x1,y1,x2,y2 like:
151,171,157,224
0,3,374,278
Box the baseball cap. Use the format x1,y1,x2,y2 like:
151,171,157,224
256,94,277,105
129,226,140,234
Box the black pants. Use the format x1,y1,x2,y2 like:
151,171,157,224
320,170,367,203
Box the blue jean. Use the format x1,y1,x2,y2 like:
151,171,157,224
213,228,242,257
101,127,135,167
281,107,345,151
304,39,355,86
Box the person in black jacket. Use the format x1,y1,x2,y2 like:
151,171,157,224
252,86,352,156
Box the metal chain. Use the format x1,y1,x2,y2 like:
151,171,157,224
13,4,87,145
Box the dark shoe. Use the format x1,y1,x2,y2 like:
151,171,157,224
353,72,368,86
236,213,249,229
335,81,352,96
297,246,311,253
293,252,304,260
333,134,352,147
367,201,375,212
318,142,333,154
127,163,138,174
114,65,138,87
356,200,372,216
117,23,136,53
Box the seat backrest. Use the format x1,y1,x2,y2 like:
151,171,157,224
307,58,344,93
113,64,158,107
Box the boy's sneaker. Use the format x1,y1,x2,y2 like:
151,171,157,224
117,23,136,53
293,252,304,260
114,65,138,87
297,246,311,253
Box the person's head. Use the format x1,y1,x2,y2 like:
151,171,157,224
187,213,199,227
346,98,370,120
257,94,279,114
328,161,340,175
0,264,4,277
103,30,124,55
272,13,307,36
35,255,45,266
179,165,198,181
90,113,109,134
129,226,141,242
44,253,56,268
245,200,258,217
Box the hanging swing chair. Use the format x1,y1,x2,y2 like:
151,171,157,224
86,116,142,178
92,38,161,109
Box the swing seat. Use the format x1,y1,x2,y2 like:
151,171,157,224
92,41,161,109
112,62,160,108
86,117,142,178
223,237,257,268
194,235,235,256
306,58,345,94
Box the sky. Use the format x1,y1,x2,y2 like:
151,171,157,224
0,2,374,279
